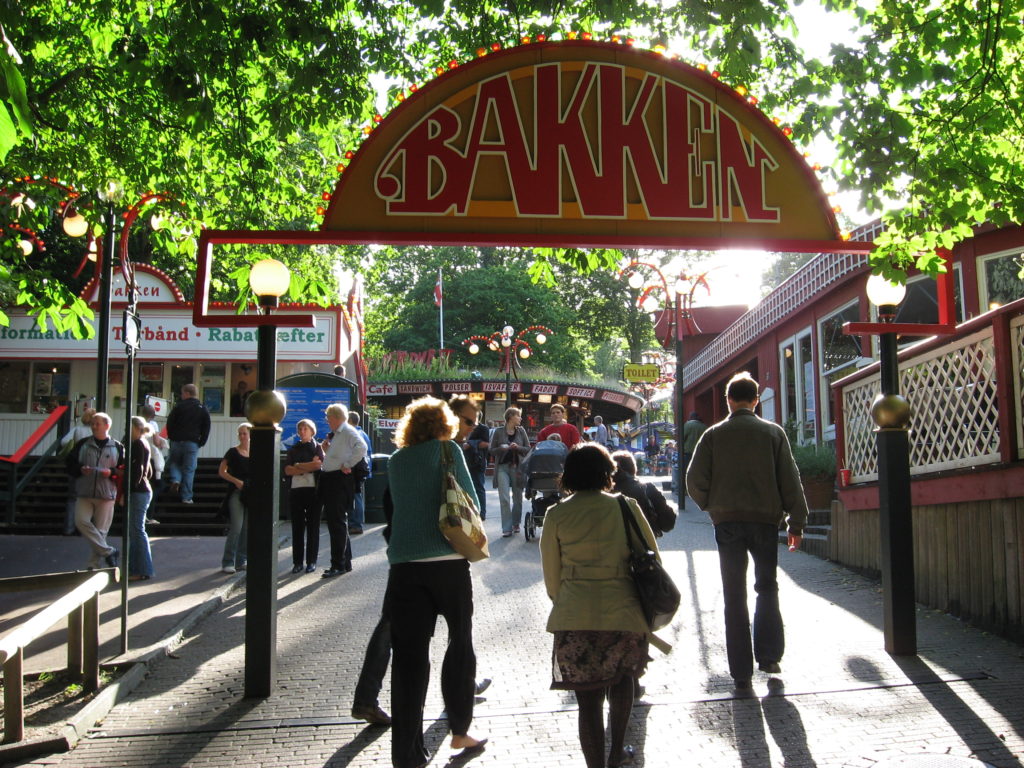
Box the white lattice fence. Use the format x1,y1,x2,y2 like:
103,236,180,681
842,329,1002,482
1014,315,1024,461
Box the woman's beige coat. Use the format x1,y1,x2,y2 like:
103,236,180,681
541,490,660,634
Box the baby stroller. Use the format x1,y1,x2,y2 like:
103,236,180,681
521,440,568,541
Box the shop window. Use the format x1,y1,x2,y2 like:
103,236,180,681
170,365,195,405
31,362,71,414
818,302,862,436
229,364,256,416
201,364,226,414
886,267,964,346
779,329,814,443
0,361,31,413
138,363,165,406
107,364,125,410
980,250,1024,309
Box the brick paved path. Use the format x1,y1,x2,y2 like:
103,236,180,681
15,493,1024,768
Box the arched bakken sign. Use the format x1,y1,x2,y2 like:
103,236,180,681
326,40,856,252
193,40,870,330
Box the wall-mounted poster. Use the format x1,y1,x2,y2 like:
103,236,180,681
34,373,52,397
203,387,224,414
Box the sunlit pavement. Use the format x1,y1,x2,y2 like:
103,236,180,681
14,483,1024,768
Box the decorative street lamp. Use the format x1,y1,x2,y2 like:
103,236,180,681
620,261,709,501
864,274,915,655
843,257,957,657
244,257,291,699
463,325,553,410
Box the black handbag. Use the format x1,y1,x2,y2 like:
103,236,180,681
617,495,680,631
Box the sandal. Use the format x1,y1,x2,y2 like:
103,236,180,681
608,745,636,766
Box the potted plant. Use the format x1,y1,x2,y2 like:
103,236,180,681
790,440,837,509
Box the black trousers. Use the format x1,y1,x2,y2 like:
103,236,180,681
319,471,353,570
388,560,476,768
354,614,391,708
289,487,321,566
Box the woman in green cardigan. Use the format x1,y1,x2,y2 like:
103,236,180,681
386,396,486,768
541,444,660,768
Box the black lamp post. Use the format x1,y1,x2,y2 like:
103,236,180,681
621,262,708,501
864,275,916,655
244,258,291,698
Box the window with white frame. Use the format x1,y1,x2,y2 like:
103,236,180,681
884,266,964,346
979,249,1024,310
817,301,862,439
779,328,815,443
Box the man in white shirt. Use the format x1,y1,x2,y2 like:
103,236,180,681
320,402,368,578
593,415,609,447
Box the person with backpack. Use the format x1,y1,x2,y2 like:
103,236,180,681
610,450,676,536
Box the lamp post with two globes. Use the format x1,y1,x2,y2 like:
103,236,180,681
463,325,553,410
619,261,709,500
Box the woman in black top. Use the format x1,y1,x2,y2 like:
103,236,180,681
127,416,154,580
285,418,324,573
218,422,251,574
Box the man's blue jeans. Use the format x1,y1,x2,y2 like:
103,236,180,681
166,440,199,502
351,488,365,528
714,521,784,682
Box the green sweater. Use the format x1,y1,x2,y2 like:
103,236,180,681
387,439,480,565
685,409,808,535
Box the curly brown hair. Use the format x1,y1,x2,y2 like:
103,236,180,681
393,396,459,448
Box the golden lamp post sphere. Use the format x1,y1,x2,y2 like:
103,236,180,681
245,389,287,426
870,393,911,430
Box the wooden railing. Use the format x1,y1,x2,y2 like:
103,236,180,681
0,405,70,524
0,569,114,744
835,298,1024,482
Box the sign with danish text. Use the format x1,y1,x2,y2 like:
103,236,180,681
531,384,559,395
565,387,596,398
324,40,855,252
483,382,522,393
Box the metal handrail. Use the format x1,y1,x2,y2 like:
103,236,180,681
0,569,113,744
1,405,70,524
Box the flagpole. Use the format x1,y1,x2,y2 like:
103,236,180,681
437,268,445,349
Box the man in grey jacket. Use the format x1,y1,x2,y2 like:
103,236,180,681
686,372,807,691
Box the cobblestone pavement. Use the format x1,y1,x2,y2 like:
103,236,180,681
11,491,1024,768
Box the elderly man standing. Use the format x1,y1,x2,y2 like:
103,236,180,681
686,372,807,692
165,383,211,504
320,402,368,578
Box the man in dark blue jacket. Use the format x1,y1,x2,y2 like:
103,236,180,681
165,383,211,504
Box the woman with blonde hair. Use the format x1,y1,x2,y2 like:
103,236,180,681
541,443,660,767
386,396,486,767
126,416,155,580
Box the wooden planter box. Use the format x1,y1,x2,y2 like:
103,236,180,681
802,477,835,510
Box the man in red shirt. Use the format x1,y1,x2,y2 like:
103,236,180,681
537,403,582,449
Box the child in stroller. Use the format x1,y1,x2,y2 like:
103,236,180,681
519,434,568,541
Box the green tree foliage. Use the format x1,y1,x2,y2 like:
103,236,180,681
794,0,1024,279
362,246,663,380
4,0,1023,328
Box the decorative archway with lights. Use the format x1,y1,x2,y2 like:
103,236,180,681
194,37,876,336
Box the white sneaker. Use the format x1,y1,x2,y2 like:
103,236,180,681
222,566,236,574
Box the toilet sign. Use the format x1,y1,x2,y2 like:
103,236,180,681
623,364,661,383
